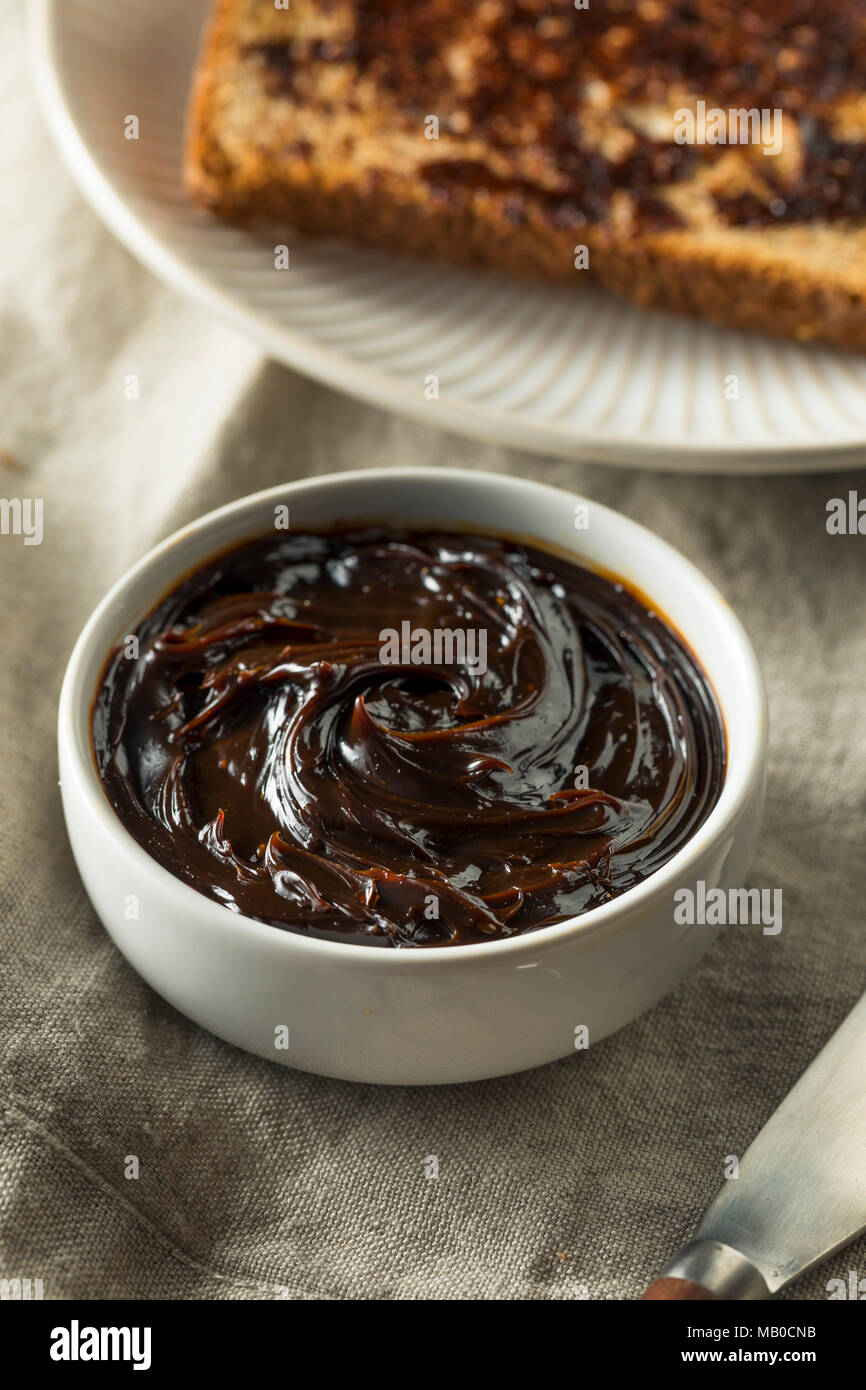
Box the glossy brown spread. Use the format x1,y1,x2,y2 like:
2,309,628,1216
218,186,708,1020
248,0,866,230
92,528,725,948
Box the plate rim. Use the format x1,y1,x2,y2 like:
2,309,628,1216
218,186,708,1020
28,0,866,473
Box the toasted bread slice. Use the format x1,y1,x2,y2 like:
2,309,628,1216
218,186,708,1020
185,0,866,350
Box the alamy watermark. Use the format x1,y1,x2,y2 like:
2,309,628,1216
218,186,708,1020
50,1322,151,1370
826,490,866,535
0,496,42,545
0,1277,43,1299
674,881,782,935
379,621,488,675
674,100,783,156
827,1269,866,1299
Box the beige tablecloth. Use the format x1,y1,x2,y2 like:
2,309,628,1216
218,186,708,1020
1,3,865,1300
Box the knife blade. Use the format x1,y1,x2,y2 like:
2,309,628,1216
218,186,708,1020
644,989,866,1299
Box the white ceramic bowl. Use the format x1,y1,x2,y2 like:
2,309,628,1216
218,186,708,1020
58,468,767,1085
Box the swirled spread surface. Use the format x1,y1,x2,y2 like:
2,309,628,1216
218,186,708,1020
92,528,725,947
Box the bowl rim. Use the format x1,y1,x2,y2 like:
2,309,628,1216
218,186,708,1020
58,465,768,970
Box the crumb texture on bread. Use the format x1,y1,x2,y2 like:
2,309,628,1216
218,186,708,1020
185,1,866,350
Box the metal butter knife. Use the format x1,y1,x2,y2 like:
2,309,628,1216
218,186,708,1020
643,991,866,1300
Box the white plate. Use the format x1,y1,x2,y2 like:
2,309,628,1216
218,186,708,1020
30,0,866,472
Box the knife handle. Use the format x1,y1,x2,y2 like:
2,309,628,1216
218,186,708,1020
643,1277,718,1300
642,1239,770,1300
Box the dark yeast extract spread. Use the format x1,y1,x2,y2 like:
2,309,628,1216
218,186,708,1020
254,2,866,232
92,527,725,948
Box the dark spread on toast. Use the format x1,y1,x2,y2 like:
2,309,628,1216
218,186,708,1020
92,528,725,949
246,0,866,231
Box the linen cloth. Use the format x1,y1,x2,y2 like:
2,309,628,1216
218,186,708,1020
1,1,864,1300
